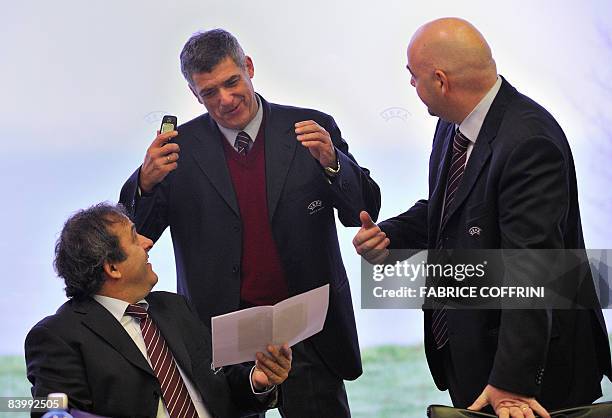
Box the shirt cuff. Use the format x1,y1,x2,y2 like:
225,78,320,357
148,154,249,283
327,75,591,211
249,366,276,395
137,185,156,198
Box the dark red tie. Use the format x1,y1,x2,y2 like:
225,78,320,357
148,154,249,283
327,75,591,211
432,129,471,349
125,304,199,418
440,129,471,229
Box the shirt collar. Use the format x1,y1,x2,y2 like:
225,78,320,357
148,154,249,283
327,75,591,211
457,76,502,143
216,94,263,142
93,294,149,323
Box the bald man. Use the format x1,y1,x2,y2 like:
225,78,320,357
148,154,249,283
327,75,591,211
353,18,611,418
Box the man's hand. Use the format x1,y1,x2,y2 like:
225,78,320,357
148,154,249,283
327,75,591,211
352,211,390,264
251,343,292,391
468,384,550,418
139,130,180,193
295,120,337,169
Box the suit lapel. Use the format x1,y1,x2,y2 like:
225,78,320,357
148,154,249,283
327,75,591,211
77,299,156,378
190,115,240,217
437,77,516,237
148,299,194,379
263,99,297,222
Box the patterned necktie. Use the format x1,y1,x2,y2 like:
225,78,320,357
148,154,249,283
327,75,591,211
125,304,199,418
432,129,471,350
234,131,252,156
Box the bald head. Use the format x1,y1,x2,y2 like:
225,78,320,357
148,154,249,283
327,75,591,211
409,17,496,92
406,18,498,122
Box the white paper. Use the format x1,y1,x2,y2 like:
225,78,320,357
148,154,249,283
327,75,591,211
211,284,329,368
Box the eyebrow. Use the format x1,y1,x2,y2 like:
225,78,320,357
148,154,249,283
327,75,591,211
198,87,212,96
198,74,240,96
406,64,415,76
130,224,137,241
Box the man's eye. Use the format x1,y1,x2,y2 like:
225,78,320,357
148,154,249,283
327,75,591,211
201,90,215,98
226,79,238,87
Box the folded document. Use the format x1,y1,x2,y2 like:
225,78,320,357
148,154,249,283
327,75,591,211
211,284,330,368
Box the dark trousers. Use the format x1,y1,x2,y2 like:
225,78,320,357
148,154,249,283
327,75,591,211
249,339,351,418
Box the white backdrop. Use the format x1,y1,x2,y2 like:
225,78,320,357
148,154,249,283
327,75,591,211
1,0,611,354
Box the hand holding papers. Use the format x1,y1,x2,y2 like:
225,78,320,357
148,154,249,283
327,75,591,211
212,284,329,368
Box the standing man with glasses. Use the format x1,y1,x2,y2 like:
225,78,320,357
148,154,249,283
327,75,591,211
353,17,611,418
120,28,381,417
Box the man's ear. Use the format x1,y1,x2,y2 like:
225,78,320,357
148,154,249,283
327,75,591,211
245,56,254,79
188,83,203,105
434,69,449,94
103,260,121,280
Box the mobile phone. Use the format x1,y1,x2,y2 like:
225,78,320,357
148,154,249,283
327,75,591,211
160,115,178,134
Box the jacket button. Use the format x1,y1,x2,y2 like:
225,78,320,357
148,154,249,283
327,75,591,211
232,265,239,273
233,225,241,232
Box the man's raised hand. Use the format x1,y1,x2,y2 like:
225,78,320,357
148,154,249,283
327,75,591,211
139,130,180,193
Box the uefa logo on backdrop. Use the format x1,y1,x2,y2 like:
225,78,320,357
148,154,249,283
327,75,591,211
380,107,410,122
144,111,172,124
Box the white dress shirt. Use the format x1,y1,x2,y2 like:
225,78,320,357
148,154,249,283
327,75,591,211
457,75,502,161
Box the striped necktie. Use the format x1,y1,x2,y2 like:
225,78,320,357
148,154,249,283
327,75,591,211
234,131,252,156
432,129,471,349
125,304,199,418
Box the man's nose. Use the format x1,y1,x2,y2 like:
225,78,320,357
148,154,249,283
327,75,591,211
218,88,233,106
138,234,154,252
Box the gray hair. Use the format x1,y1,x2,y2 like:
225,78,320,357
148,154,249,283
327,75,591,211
54,203,129,299
180,28,246,85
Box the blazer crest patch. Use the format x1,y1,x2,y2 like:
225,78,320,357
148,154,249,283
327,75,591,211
307,199,324,215
469,226,482,236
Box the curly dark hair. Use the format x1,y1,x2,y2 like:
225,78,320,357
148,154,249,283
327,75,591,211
54,203,129,299
180,28,246,86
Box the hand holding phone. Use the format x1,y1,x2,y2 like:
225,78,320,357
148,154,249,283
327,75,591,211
139,115,180,193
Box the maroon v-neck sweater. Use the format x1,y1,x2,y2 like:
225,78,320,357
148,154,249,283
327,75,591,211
221,121,289,306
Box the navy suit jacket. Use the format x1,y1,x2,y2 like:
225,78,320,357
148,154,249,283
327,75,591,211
380,77,611,408
25,292,267,418
120,95,381,380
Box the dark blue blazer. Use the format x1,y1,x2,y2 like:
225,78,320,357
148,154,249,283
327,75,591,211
25,292,266,418
120,96,381,380
380,77,611,408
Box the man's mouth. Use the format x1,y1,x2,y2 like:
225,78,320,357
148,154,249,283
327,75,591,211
224,102,241,115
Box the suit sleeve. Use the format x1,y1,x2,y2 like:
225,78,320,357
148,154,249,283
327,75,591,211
488,136,570,396
25,325,93,418
119,167,170,242
322,114,382,225
378,200,429,250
